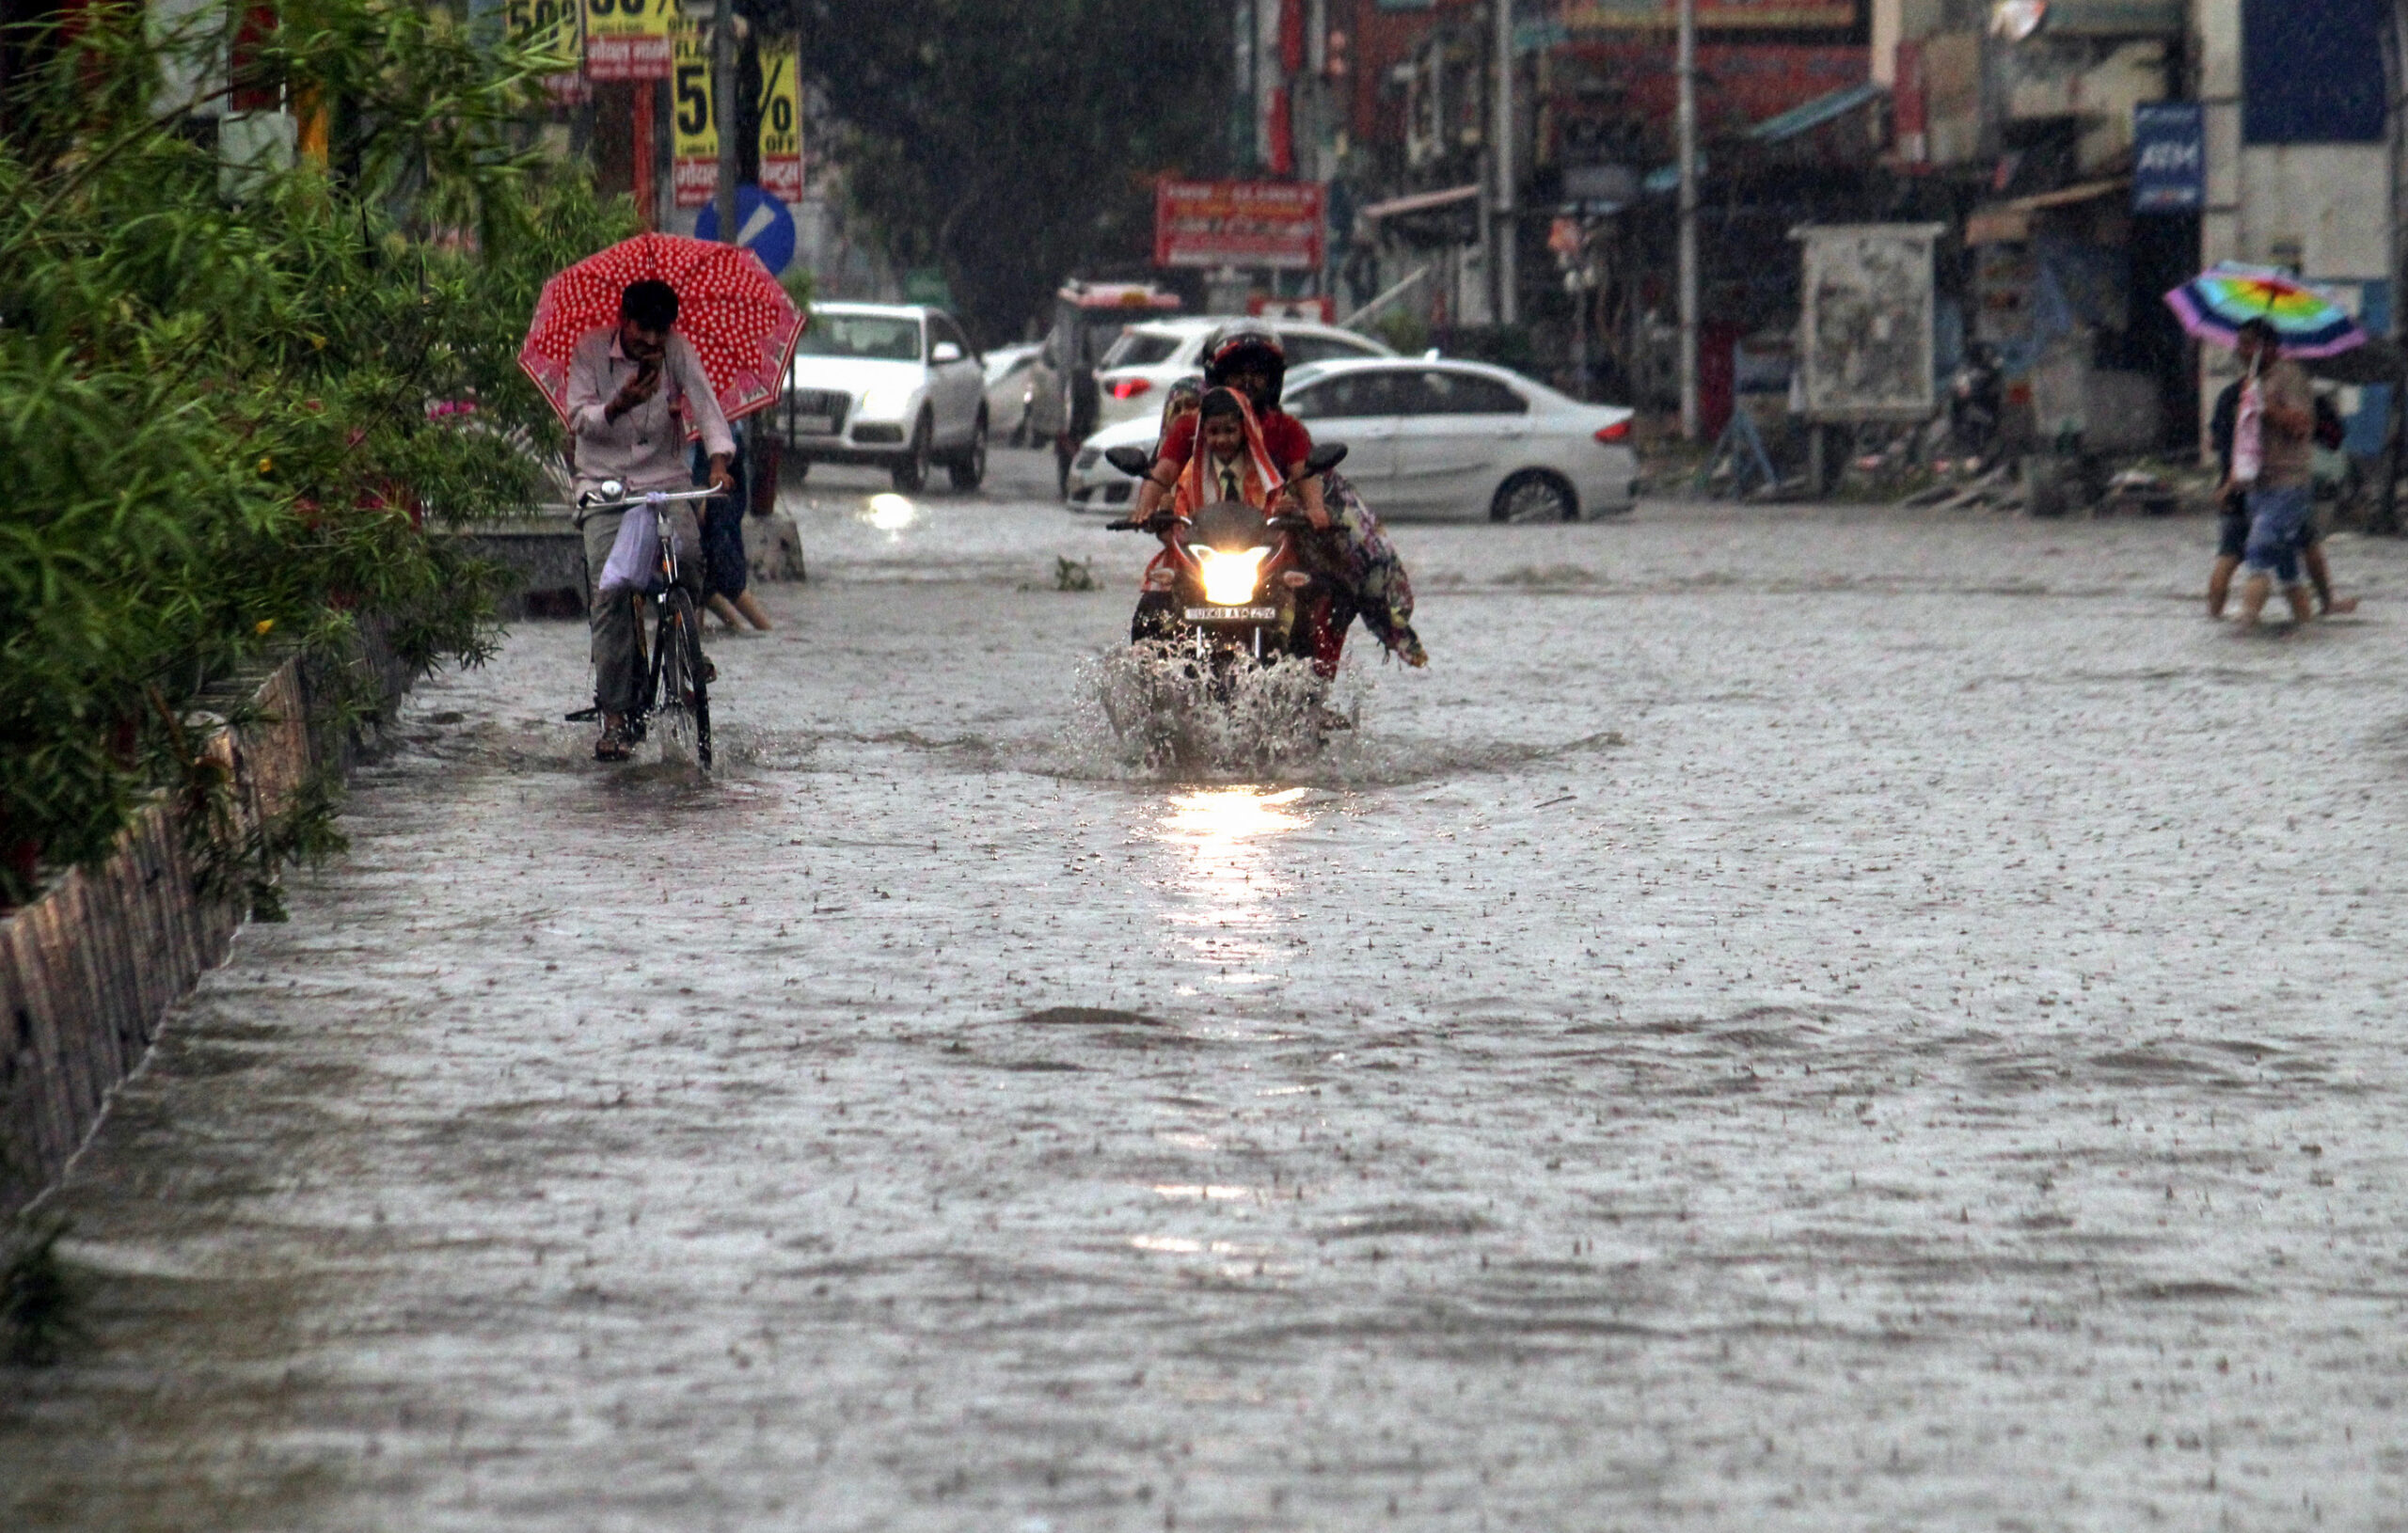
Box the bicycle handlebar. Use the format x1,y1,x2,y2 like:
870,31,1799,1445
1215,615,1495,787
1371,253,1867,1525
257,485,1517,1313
578,486,721,513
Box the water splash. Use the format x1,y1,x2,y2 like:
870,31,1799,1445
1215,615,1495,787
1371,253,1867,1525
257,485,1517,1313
1071,640,1368,780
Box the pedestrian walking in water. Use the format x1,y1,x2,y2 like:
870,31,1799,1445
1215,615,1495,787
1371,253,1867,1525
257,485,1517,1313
696,437,774,634
2206,359,2354,620
2222,319,2319,629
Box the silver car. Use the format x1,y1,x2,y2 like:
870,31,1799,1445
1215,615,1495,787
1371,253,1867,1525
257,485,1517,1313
1066,358,1640,521
981,342,1040,446
1279,358,1639,520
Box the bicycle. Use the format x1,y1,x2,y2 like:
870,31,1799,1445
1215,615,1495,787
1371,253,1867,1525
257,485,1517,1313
566,481,719,768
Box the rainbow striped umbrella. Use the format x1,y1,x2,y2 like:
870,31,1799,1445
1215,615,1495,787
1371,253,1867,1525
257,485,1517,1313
2164,261,2366,358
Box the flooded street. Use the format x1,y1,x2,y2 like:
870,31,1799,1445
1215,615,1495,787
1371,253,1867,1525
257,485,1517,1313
10,449,2408,1530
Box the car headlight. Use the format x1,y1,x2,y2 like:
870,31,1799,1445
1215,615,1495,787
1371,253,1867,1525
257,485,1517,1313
857,383,915,419
1193,546,1269,607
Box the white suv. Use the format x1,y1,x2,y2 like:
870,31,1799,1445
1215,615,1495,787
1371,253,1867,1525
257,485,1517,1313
1091,318,1396,431
778,304,989,492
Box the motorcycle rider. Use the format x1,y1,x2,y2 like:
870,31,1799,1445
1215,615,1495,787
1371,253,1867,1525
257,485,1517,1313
1132,387,1282,643
1133,323,1326,528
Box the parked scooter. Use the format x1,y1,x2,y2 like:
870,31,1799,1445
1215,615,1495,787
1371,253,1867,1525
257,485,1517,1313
1102,441,1348,687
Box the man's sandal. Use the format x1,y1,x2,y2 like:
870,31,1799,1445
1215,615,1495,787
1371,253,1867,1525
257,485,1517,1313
594,729,632,763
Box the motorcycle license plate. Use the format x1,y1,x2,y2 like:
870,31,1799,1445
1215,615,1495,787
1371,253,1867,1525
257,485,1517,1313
1183,606,1277,624
794,416,837,435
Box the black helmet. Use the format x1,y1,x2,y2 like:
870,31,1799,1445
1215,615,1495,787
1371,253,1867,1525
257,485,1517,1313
1202,322,1286,404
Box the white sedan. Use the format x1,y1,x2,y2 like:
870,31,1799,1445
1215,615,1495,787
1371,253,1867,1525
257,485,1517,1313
1065,357,1640,522
1091,318,1396,432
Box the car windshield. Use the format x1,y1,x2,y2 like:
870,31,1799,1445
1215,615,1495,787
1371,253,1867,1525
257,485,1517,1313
795,315,922,362
1102,331,1184,369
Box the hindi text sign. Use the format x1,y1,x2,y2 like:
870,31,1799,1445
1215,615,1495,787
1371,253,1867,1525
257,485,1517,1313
582,0,671,81
1154,180,1326,272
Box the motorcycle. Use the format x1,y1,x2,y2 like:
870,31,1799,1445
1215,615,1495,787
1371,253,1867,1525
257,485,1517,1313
1102,441,1348,687
1948,344,2004,469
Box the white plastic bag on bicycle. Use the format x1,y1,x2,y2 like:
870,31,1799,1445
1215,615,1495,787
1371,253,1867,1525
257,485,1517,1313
596,507,661,593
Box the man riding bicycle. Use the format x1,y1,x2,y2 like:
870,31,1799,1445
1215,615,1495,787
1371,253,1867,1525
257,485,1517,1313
567,279,737,761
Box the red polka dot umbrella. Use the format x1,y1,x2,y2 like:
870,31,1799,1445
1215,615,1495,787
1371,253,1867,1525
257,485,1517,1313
518,232,807,435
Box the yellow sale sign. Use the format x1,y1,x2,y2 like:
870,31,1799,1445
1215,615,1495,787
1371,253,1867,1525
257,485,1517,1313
583,0,671,82
671,14,716,208
757,38,802,205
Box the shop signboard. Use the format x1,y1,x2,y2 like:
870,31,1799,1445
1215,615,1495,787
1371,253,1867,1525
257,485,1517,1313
582,0,671,81
1560,0,1859,29
1154,180,1326,271
2132,103,2204,213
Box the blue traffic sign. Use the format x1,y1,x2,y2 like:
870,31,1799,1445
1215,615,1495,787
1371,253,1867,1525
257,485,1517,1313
696,184,797,277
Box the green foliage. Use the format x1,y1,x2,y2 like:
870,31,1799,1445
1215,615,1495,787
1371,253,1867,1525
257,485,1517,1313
785,0,1228,340
0,1,631,908
1373,308,1432,359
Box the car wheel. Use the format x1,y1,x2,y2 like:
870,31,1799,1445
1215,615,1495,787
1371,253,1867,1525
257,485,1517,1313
1491,471,1578,524
892,415,932,493
948,414,988,492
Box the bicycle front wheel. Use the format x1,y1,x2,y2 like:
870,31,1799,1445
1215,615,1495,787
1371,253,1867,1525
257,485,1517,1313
654,590,710,768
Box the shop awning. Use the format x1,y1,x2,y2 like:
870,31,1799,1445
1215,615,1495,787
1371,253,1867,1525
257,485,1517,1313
1747,81,1888,144
1965,178,2131,245
1360,184,1482,222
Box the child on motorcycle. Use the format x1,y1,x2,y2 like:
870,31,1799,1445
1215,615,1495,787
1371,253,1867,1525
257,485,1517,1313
1131,387,1284,643
1133,324,1325,527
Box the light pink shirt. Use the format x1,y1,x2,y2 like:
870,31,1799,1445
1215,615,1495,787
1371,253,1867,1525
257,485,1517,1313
566,326,737,499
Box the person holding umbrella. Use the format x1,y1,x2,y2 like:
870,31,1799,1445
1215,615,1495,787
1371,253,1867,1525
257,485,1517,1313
2220,318,2319,629
566,279,737,758
2168,265,2368,630
521,234,806,762
2205,357,2355,621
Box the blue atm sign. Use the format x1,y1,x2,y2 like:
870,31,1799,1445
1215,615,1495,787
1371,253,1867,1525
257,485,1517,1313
2134,103,2206,213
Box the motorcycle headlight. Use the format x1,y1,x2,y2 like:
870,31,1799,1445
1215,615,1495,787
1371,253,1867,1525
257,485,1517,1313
1194,546,1269,607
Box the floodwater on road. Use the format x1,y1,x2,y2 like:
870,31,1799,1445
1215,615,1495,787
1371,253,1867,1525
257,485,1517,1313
8,449,2408,1531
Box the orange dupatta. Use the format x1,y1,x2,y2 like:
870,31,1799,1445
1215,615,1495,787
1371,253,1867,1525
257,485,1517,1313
1172,390,1285,520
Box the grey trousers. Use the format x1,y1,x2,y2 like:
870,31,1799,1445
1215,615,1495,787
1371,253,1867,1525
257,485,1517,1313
580,506,705,718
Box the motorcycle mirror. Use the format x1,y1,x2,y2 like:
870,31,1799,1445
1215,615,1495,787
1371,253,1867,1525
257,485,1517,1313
1103,445,1155,478
1303,443,1348,475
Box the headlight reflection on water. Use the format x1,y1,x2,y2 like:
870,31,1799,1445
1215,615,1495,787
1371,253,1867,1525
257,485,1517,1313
1156,787,1310,987
863,493,918,532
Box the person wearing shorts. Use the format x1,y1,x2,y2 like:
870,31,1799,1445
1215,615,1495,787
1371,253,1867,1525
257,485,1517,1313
2225,320,2319,629
2208,368,2354,618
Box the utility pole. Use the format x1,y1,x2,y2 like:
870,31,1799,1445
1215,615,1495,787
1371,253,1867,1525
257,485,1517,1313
1493,0,1516,326
1676,0,1699,439
712,2,740,247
